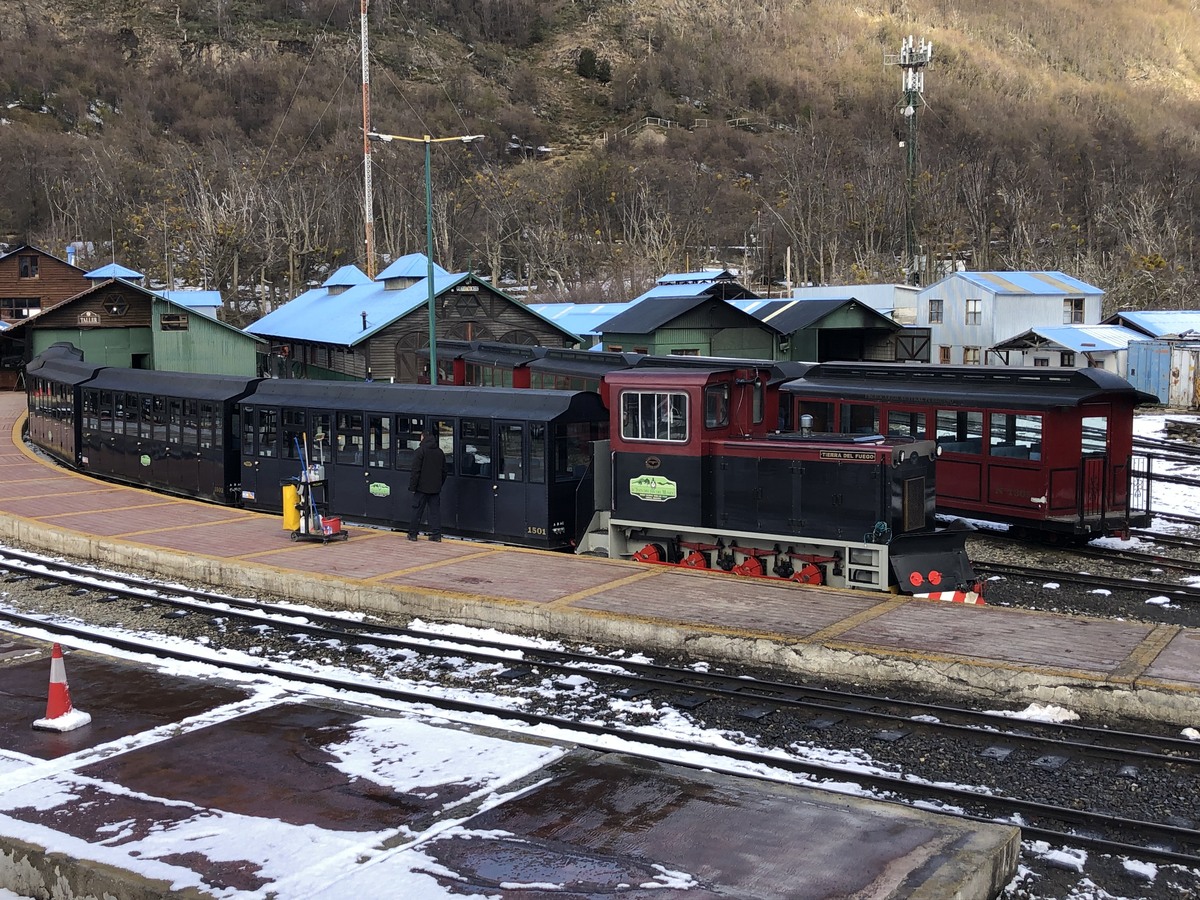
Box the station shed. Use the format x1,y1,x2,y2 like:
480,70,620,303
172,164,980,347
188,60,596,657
1,272,261,375
245,255,581,383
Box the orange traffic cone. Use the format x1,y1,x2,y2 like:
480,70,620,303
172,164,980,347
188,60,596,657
32,643,91,732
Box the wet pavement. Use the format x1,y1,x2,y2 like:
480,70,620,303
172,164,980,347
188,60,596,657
0,639,1019,898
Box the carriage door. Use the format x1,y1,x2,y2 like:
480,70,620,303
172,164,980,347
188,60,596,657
457,418,496,536
1080,413,1108,518
493,421,527,541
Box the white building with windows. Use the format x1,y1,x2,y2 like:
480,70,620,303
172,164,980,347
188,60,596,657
914,271,1104,366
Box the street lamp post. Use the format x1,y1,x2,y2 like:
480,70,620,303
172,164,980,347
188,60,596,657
366,131,484,383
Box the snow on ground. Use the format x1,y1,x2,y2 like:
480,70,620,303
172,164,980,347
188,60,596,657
0,412,1197,898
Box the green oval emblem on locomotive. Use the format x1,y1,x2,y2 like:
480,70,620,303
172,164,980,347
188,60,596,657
629,474,677,502
369,482,391,498
140,454,151,467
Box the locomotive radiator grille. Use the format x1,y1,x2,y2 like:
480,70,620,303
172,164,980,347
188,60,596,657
902,476,926,532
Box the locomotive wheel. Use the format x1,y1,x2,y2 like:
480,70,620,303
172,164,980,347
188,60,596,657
632,543,666,564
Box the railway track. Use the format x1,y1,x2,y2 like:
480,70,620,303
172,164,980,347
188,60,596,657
2,549,1200,871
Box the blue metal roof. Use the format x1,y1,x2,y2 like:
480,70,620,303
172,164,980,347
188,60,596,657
378,253,451,280
1104,310,1200,338
526,302,635,337
157,289,222,309
657,269,737,284
85,262,143,281
934,271,1103,295
246,269,468,346
321,264,373,288
992,324,1144,353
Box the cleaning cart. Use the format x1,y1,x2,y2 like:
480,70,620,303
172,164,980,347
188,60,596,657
284,435,348,543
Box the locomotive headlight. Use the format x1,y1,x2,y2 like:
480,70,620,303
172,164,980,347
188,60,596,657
935,445,943,457
897,450,906,464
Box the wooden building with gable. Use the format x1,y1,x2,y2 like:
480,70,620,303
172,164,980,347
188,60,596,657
245,254,581,382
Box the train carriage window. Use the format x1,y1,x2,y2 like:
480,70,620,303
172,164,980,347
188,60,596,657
199,403,216,449
139,396,153,439
839,403,879,435
311,414,331,464
182,399,199,450
168,398,183,445
1082,415,1108,455
620,391,688,442
704,384,729,429
257,409,278,458
989,413,1042,459
460,419,493,477
241,408,256,456
83,390,98,429
152,397,168,441
497,423,524,481
886,410,926,439
554,422,592,481
111,394,128,436
396,415,425,470
529,423,546,484
335,412,363,465
281,410,305,460
936,410,983,454
98,391,114,431
367,414,391,468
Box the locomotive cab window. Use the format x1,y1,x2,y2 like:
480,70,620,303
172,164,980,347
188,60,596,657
704,384,729,429
621,391,688,442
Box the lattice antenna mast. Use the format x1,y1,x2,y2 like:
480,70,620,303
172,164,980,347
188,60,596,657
361,0,376,279
885,35,933,285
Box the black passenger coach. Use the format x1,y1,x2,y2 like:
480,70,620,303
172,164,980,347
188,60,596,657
237,380,607,548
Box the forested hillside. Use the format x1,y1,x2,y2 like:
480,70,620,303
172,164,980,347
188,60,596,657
3,0,1200,317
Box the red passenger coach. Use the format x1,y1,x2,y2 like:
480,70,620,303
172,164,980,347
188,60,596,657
780,363,1156,541
584,366,978,596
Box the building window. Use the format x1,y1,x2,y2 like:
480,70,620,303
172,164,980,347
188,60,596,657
160,313,189,331
938,346,951,364
1060,352,1076,367
0,297,40,318
963,347,981,365
1090,359,1106,369
107,299,128,317
928,298,943,324
671,348,700,356
18,255,38,278
1033,357,1049,367
1063,298,1084,324
607,345,623,352
965,298,981,325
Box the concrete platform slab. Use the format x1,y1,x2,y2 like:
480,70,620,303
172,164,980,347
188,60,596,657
0,644,1017,899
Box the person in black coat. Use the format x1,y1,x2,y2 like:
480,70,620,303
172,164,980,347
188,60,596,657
408,430,447,541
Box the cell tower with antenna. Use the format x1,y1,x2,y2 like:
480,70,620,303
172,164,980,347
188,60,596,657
885,35,933,285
